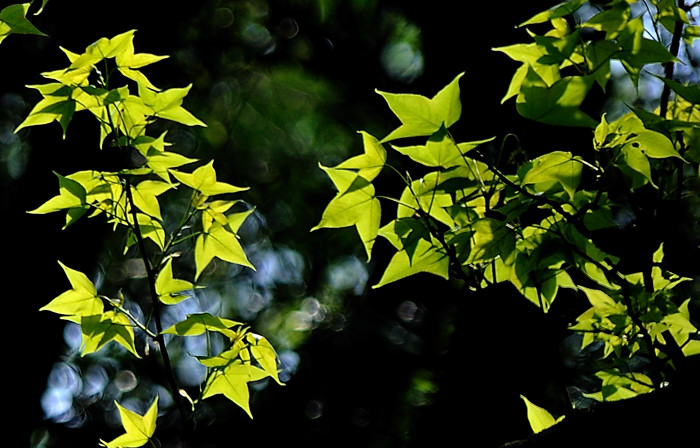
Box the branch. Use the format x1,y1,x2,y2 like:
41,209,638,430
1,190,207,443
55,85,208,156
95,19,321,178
122,175,191,432
658,1,685,120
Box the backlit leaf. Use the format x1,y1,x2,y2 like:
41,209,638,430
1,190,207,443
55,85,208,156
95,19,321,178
516,68,596,127
201,362,270,418
28,172,88,228
100,397,158,448
155,259,194,305
374,219,450,288
15,83,79,137
377,72,463,142
0,3,47,44
194,210,255,279
130,180,174,220
393,126,494,169
333,131,386,182
171,161,248,197
247,333,284,385
80,311,139,357
312,168,381,261
520,151,584,199
162,312,242,338
115,35,168,91
518,0,585,27
138,83,206,127
40,262,103,321
520,395,565,434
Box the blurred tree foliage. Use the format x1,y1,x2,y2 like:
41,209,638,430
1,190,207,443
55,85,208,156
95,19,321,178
5,0,697,447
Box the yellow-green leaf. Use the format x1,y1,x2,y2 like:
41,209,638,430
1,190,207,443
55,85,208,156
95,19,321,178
40,262,103,321
516,68,596,128
520,151,584,199
138,83,206,127
80,311,139,358
312,169,381,261
333,131,386,182
0,3,47,44
374,219,450,288
131,180,174,220
377,72,464,142
247,333,283,385
100,396,158,448
171,161,247,197
194,212,255,279
520,395,565,434
155,259,194,305
27,172,88,228
162,312,242,338
201,362,270,418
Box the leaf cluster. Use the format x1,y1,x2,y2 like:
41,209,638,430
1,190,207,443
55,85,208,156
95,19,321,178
5,18,284,447
314,0,700,436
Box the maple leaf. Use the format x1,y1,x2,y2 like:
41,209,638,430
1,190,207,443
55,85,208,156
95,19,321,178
194,209,255,279
376,72,463,142
40,262,103,322
171,161,247,197
100,397,158,448
155,259,194,305
80,311,139,358
0,3,47,44
162,312,241,339
201,361,270,418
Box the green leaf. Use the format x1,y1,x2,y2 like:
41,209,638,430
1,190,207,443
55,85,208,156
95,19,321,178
373,219,450,288
518,0,585,27
393,126,494,169
130,132,197,181
162,312,242,339
199,199,236,233
115,34,169,91
493,43,561,103
40,262,103,321
396,171,455,227
124,213,166,251
520,151,584,199
14,83,78,137
466,218,516,264
582,2,630,39
137,83,206,127
617,17,678,87
333,131,387,182
520,395,565,434
100,396,158,448
376,72,463,142
656,76,700,105
586,370,654,402
312,168,381,261
171,161,247,197
516,68,597,127
130,180,174,220
28,171,88,227
0,3,47,44
201,362,270,418
247,333,284,385
155,259,194,305
194,209,255,279
80,311,139,357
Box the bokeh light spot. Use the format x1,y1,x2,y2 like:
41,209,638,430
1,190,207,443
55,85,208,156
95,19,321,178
114,370,138,392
